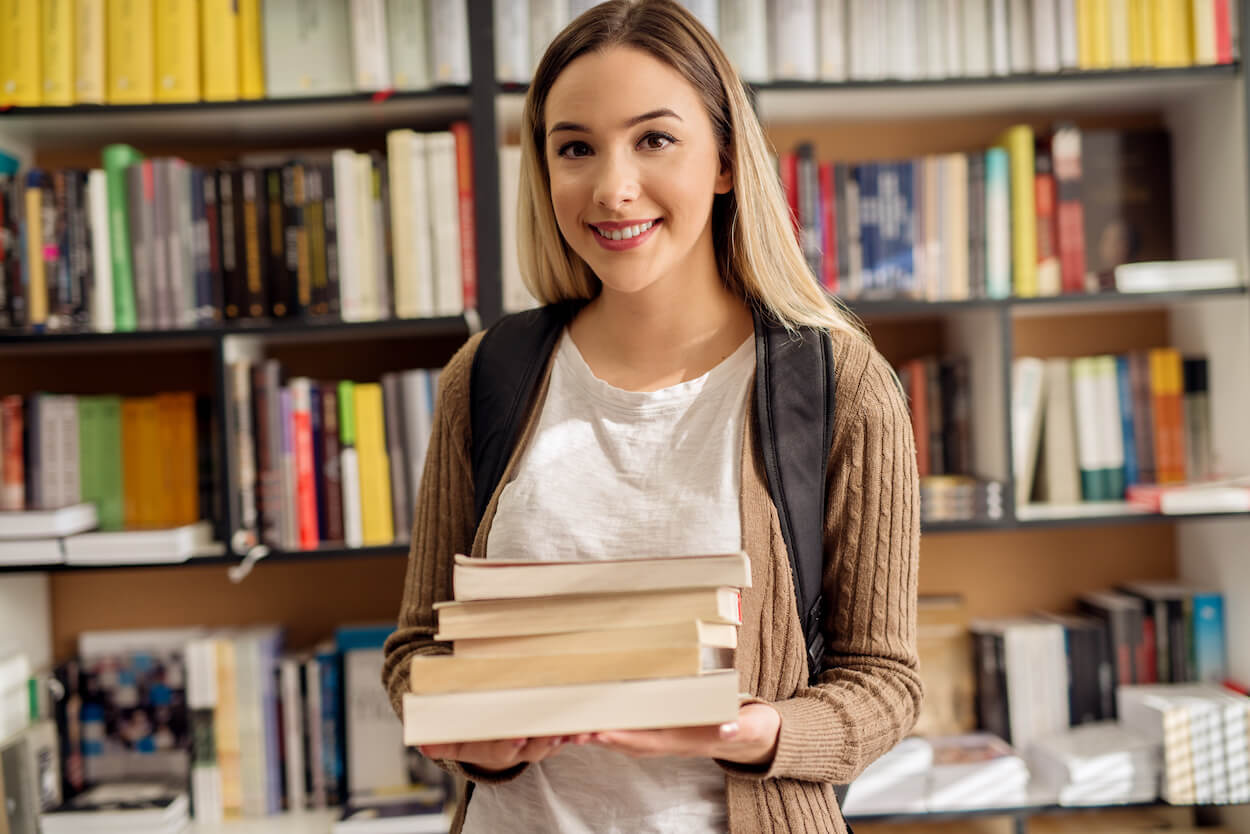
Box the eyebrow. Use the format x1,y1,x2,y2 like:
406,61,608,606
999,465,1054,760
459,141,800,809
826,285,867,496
548,108,683,137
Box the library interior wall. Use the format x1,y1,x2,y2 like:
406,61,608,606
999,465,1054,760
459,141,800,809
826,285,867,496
0,574,53,671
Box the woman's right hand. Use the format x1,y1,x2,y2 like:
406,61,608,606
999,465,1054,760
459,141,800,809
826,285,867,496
418,735,588,773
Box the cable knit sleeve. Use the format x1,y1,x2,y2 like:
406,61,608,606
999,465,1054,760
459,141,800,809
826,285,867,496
726,335,923,785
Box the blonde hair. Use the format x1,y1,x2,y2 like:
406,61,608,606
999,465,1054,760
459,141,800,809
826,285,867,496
515,0,863,336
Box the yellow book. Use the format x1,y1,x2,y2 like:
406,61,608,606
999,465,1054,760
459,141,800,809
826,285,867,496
353,383,394,545
1077,0,1094,67
236,0,264,99
1129,0,1154,65
40,0,73,105
200,0,239,101
1108,0,1132,66
213,638,243,817
24,183,48,325
107,0,154,103
1090,0,1113,67
997,125,1037,298
1153,0,1193,66
155,0,200,102
74,0,105,103
0,0,42,106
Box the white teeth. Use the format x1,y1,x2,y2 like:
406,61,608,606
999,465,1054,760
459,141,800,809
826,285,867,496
595,220,654,242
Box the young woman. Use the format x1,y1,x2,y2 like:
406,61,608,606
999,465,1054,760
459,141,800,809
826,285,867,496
382,2,922,831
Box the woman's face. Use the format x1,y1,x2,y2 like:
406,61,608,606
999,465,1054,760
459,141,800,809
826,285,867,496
543,46,732,298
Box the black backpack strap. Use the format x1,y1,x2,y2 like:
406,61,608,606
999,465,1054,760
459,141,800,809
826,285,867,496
751,306,836,685
470,301,583,524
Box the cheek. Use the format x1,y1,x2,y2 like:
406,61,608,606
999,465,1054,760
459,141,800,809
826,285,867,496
548,175,585,234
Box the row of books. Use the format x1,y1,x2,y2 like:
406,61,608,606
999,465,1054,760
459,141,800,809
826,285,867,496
0,392,202,529
0,0,470,108
23,624,451,825
497,0,1238,86
919,475,1006,522
779,125,1174,301
1013,350,1214,508
970,581,1228,753
0,124,478,332
227,360,440,554
403,552,750,746
898,356,973,478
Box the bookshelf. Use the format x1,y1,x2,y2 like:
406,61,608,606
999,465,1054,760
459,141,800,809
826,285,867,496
2,0,1249,831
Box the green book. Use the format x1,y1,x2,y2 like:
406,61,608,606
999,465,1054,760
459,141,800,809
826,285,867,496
101,144,144,332
79,395,124,530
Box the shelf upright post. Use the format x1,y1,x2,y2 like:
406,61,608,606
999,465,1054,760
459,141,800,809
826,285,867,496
468,0,504,328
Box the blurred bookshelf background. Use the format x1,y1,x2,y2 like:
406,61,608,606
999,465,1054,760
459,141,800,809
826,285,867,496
2,0,1250,833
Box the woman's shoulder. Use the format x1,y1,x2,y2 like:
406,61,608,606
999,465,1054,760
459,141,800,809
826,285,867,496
825,325,908,429
435,330,488,415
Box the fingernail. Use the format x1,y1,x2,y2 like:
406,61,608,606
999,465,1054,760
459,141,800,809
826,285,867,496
719,722,740,739
513,738,527,748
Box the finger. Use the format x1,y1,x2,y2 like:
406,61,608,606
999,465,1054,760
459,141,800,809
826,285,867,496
516,735,564,762
418,743,460,760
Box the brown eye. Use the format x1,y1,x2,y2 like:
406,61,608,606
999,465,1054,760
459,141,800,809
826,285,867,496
557,141,592,159
640,132,675,151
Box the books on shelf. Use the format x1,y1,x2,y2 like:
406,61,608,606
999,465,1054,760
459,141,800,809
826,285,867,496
0,503,97,540
1127,479,1250,515
0,0,469,108
39,783,189,834
333,792,451,834
63,520,216,565
970,617,1073,750
495,0,1237,84
1,123,479,333
1115,259,1243,293
1027,721,1160,807
403,553,747,746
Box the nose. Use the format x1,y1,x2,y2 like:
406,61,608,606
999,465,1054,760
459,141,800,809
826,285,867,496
592,152,640,211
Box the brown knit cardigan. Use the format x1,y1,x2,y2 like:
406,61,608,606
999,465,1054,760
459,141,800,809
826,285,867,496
382,321,923,833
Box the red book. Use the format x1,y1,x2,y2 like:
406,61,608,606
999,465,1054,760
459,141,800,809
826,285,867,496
901,359,930,478
1,395,24,510
1215,0,1233,64
818,161,838,293
1034,146,1060,294
450,121,478,312
779,151,800,242
1051,126,1087,294
290,379,320,549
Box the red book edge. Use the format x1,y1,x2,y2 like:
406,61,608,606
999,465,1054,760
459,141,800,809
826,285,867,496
450,121,478,312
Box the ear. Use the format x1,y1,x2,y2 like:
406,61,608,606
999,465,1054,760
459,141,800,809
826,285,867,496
714,154,734,195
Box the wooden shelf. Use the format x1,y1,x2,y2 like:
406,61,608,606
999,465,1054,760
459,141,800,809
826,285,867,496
0,88,472,150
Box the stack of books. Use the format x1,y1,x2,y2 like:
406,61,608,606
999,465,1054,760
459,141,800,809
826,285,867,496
402,552,750,745
39,783,189,834
1028,722,1160,807
1117,683,1250,805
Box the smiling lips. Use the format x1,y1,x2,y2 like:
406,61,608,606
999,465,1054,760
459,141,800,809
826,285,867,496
589,218,662,250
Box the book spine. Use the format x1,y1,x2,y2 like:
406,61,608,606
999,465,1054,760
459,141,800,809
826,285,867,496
337,380,363,548
429,0,471,84
202,168,225,323
451,121,479,313
241,167,268,319
305,167,329,315
320,162,341,317
230,361,259,539
41,0,73,105
237,0,265,98
0,0,41,106
349,0,392,90
290,379,319,550
155,0,200,102
201,0,240,100
24,172,48,327
320,384,344,543
1116,355,1139,487
107,0,155,103
1,396,24,510
217,168,241,319
818,161,838,293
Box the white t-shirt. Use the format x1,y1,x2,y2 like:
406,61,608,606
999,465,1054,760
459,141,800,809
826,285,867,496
462,329,755,834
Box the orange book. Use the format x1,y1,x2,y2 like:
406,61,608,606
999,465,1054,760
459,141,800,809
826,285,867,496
1148,348,1186,484
158,392,199,525
902,359,930,478
121,398,146,526
450,121,478,311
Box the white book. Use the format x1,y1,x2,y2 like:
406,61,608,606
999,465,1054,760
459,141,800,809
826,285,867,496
1193,0,1218,63
529,0,570,72
304,654,327,809
498,145,536,313
681,0,719,35
770,0,820,79
63,520,215,565
404,670,741,745
926,733,1030,810
1012,357,1046,506
408,132,436,317
58,396,79,506
719,0,770,82
1039,358,1081,505
1070,357,1103,501
332,150,363,322
429,0,471,84
1057,0,1079,67
346,647,415,797
263,0,355,97
961,0,992,75
0,538,65,566
495,0,532,82
923,0,948,78
341,446,364,549
1114,259,1242,293
186,637,223,824
354,153,381,321
989,0,1011,74
400,370,434,510
87,170,114,332
280,658,306,812
387,0,431,90
426,132,464,316
350,0,392,91
943,0,963,77
1009,0,1033,72
1032,0,1061,72
891,0,919,79
0,502,97,539
817,0,848,81
388,131,421,318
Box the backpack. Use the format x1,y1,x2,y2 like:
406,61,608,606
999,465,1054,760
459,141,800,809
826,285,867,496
469,300,836,685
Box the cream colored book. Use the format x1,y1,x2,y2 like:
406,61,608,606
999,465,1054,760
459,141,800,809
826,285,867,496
403,670,741,745
434,587,742,640
409,644,734,694
453,620,738,658
451,550,751,601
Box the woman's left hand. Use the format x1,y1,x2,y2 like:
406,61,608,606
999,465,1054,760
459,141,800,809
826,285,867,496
586,702,781,766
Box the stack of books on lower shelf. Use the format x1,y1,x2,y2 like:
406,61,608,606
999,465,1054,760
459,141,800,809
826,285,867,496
1029,722,1161,807
0,502,216,567
39,783,190,834
402,552,750,746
